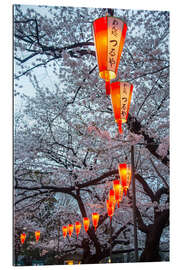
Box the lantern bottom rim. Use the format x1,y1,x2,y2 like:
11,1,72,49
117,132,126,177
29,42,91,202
116,119,126,124
99,70,116,81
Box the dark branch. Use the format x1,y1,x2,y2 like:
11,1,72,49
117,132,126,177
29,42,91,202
127,114,169,167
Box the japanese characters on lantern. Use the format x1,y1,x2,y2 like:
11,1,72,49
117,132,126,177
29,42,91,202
118,163,132,195
93,16,127,95
35,231,40,242
83,217,90,233
20,233,26,244
75,222,82,238
68,224,74,238
62,226,68,239
110,81,133,133
92,213,99,231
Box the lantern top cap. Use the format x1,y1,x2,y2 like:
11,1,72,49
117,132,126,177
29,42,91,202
92,15,127,27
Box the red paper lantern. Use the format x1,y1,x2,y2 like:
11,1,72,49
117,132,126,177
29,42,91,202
35,231,40,242
83,217,90,232
93,16,127,95
62,226,68,239
109,189,116,207
118,163,132,195
92,213,99,231
68,224,74,238
106,199,115,220
113,180,123,207
75,222,81,238
110,81,133,133
20,233,26,244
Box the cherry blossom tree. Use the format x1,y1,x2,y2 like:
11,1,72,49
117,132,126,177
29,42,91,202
13,4,169,264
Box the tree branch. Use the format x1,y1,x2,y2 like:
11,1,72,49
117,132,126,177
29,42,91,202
127,114,169,167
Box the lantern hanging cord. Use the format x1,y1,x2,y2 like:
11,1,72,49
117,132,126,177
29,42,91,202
107,8,114,16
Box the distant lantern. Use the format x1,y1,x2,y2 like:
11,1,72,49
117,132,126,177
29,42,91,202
68,224,74,238
75,222,82,238
20,233,26,244
109,189,116,207
93,16,127,95
106,199,115,221
118,163,132,195
113,180,123,207
62,226,68,239
83,217,90,233
110,81,133,133
35,231,40,242
92,213,99,231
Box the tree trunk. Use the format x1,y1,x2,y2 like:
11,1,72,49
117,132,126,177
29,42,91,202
140,224,161,261
140,209,169,262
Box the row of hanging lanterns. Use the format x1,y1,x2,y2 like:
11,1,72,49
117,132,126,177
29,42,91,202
20,164,131,244
20,13,133,249
61,163,132,238
92,13,133,229
106,163,132,220
62,213,100,239
93,15,133,134
20,231,41,244
62,162,132,238
93,12,140,262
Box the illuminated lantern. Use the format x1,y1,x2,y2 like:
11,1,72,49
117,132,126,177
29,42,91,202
92,213,99,231
106,199,115,221
75,222,82,238
113,180,123,207
118,163,132,195
110,81,133,133
20,233,26,244
93,16,127,95
109,189,115,207
62,226,68,239
83,217,90,232
35,231,40,242
68,224,74,238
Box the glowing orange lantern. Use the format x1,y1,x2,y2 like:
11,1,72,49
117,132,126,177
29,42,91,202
20,233,26,244
83,217,90,232
75,222,82,238
106,199,115,220
110,81,133,133
109,189,116,207
113,180,123,207
62,226,68,239
92,213,99,231
68,224,74,238
118,163,132,195
35,231,40,242
93,16,127,95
